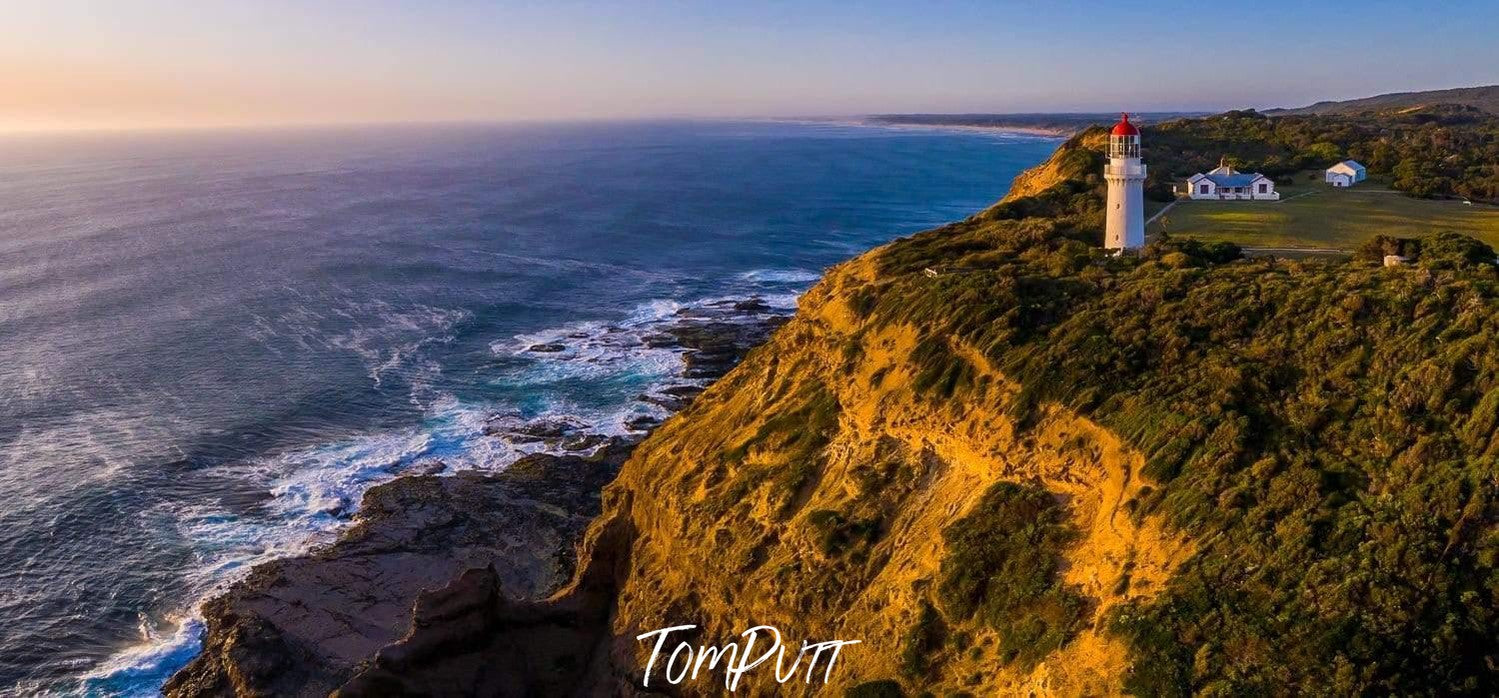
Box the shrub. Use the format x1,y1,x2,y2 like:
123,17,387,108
899,601,944,679
936,482,1086,668
1418,231,1496,269
805,509,880,557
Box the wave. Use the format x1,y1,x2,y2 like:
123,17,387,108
738,268,823,284
244,293,471,395
75,618,204,697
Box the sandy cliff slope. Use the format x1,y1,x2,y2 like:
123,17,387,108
579,252,1193,695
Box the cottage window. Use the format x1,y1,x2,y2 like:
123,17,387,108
1258,183,1268,194
1199,184,1209,194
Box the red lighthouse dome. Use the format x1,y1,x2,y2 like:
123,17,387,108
1111,113,1139,136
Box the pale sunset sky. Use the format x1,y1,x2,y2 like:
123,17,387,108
2,0,1495,132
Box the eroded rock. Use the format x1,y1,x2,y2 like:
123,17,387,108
164,441,634,697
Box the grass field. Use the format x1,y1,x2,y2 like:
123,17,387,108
1148,172,1499,250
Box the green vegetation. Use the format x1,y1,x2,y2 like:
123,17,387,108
1356,231,1499,268
899,601,945,679
843,117,1499,689
806,508,880,558
936,482,1086,669
1143,107,1499,204
708,379,840,518
910,336,979,400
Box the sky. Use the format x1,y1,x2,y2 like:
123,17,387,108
2,0,1495,132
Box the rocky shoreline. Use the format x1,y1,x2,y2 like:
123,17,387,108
164,298,788,697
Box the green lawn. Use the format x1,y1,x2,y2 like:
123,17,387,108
1149,173,1499,250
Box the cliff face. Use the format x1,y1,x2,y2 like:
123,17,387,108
174,124,1499,696
587,253,1193,694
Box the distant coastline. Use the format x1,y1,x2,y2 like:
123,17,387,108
763,116,1068,139
862,111,1209,136
861,121,1069,138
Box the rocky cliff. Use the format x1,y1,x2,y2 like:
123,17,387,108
173,127,1499,696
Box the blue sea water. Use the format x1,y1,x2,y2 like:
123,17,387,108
0,119,1057,695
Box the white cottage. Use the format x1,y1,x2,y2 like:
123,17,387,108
1325,160,1367,187
1186,158,1280,201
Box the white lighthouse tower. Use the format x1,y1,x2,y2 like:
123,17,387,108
1104,113,1146,251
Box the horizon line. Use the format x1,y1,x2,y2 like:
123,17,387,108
0,109,1236,138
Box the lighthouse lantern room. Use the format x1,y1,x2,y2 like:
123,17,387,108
1104,113,1146,251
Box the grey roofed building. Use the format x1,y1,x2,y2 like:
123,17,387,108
1204,173,1262,188
1185,157,1280,201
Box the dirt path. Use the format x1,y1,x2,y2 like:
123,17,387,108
1277,191,1318,202
1242,246,1346,255
1145,200,1177,225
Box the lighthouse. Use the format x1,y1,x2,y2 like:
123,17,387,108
1104,113,1146,251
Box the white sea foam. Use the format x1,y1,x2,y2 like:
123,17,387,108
738,268,823,284
73,399,503,696
76,616,204,697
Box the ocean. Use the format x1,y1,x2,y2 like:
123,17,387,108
0,119,1057,695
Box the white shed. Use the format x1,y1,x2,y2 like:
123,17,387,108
1325,160,1367,187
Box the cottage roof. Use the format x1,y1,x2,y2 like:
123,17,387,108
1206,173,1264,187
